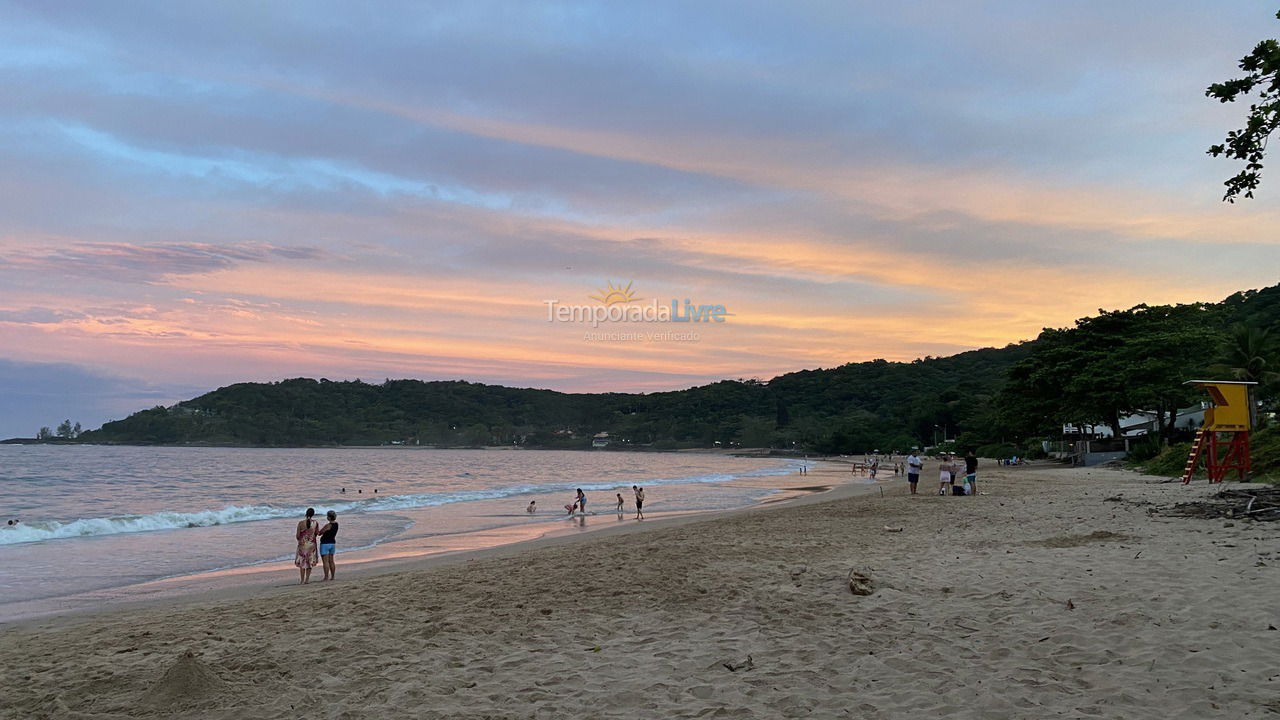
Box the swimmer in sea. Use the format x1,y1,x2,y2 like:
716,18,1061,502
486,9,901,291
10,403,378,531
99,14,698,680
527,500,536,514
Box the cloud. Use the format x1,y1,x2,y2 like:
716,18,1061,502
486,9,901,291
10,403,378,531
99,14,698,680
0,357,202,438
0,1,1278,403
0,242,323,283
0,307,87,324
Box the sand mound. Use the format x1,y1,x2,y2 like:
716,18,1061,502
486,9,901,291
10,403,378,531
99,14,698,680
140,651,223,708
1030,530,1129,547
847,569,874,595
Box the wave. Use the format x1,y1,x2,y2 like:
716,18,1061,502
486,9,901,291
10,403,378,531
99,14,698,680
0,459,804,547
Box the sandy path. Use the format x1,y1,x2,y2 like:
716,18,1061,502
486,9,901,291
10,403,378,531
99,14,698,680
2,464,1278,719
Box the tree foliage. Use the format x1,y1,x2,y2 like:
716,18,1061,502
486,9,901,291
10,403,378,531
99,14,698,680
77,285,1280,450
1207,10,1280,202
1209,322,1280,407
79,349,1025,451
1001,304,1224,441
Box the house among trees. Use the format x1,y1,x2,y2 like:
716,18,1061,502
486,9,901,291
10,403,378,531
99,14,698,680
1063,402,1209,440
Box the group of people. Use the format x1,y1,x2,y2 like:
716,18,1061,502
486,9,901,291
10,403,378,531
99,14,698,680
846,455,916,478
290,450,987,586
294,484,654,583
294,507,339,584
902,450,979,496
550,485,645,519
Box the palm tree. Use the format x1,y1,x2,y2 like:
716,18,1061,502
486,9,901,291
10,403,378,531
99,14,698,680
1212,323,1280,385
1208,324,1280,428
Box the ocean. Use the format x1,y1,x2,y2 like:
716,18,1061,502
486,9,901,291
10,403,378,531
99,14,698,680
0,445,817,621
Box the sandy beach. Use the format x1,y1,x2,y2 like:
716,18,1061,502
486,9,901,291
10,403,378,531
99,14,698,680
3,463,1278,719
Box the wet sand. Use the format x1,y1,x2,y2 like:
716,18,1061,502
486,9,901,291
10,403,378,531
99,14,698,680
0,469,855,625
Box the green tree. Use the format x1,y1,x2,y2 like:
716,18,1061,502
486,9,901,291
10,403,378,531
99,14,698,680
1001,304,1223,441
1210,323,1280,384
36,426,52,440
1209,322,1280,411
56,419,73,438
463,423,491,446
1207,10,1280,201
739,416,776,448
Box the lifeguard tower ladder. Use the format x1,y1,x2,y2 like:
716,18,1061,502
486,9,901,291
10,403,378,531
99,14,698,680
1181,380,1256,484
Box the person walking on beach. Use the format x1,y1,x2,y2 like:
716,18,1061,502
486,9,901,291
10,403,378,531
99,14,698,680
633,485,645,519
869,456,879,480
295,507,320,584
964,450,978,496
906,451,922,494
317,510,339,581
575,488,586,515
615,492,625,514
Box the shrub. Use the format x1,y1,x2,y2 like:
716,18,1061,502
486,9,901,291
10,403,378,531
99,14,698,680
1126,436,1164,464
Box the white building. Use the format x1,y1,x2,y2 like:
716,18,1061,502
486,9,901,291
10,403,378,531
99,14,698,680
1062,403,1208,439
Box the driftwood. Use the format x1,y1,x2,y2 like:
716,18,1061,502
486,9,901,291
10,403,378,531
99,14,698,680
1164,487,1280,521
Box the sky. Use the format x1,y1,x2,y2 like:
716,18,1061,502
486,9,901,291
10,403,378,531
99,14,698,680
2,1,1279,437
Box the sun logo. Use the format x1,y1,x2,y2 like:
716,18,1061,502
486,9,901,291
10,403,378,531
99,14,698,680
590,280,640,305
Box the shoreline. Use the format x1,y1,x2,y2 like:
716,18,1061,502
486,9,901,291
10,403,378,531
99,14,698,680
0,440,842,460
0,466,871,630
8,463,1274,718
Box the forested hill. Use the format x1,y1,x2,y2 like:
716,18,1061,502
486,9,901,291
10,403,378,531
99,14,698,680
79,344,1028,451
79,283,1280,451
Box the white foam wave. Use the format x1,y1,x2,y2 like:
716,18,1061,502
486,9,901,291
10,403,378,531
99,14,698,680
0,459,803,547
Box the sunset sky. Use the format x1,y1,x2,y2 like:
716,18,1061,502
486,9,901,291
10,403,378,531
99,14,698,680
2,2,1280,437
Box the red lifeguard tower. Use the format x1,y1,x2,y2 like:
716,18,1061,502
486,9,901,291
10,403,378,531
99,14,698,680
1182,380,1257,484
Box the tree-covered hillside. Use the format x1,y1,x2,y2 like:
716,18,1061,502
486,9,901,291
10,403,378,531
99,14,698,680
78,345,1028,451
79,284,1280,452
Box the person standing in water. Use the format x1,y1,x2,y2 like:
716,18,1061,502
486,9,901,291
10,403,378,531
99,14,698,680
575,488,586,515
615,492,624,514
633,485,645,519
317,510,339,581
295,508,320,584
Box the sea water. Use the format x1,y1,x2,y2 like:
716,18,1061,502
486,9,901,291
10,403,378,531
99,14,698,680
0,445,808,619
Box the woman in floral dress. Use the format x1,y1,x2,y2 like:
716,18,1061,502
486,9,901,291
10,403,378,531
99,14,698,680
295,507,320,584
